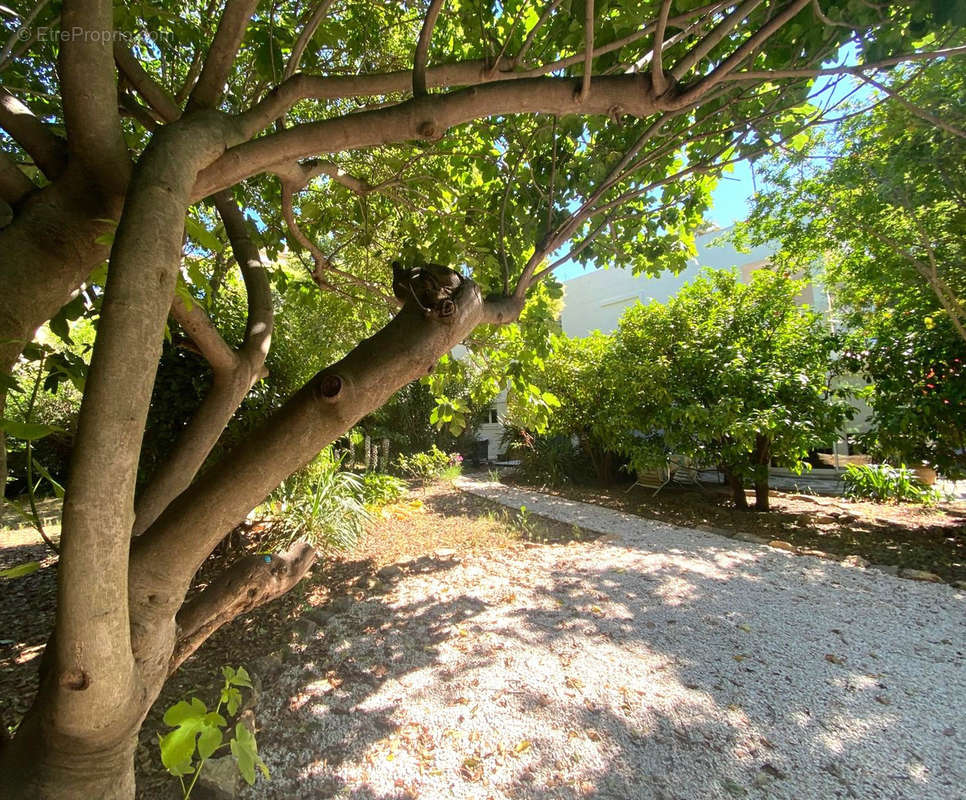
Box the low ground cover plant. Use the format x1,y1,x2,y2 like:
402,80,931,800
843,463,940,504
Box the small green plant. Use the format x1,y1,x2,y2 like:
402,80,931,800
266,448,371,551
158,666,268,799
843,463,940,504
361,472,405,508
394,446,462,481
487,468,502,483
514,504,538,540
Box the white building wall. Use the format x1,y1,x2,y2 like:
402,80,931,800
560,228,781,337
475,391,508,461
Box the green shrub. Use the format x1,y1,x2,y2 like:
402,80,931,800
394,446,462,481
264,449,370,551
361,472,405,508
514,434,587,487
843,463,940,504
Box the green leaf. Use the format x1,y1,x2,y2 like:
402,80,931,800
184,216,223,253
232,666,253,688
163,697,207,727
230,723,268,785
159,724,201,776
174,280,196,312
0,373,22,394
0,419,63,441
197,725,223,760
222,686,242,716
31,458,65,499
0,561,41,579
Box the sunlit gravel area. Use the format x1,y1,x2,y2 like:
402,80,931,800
242,478,965,800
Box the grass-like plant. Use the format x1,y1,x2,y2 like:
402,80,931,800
843,463,940,504
265,449,370,552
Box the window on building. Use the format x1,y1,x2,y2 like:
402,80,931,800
489,408,499,424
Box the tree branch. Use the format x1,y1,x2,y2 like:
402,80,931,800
187,0,260,110
515,111,672,295
169,542,317,674
52,112,236,726
58,0,129,188
202,75,662,198
579,0,594,101
279,175,394,302
670,0,765,82
168,294,238,374
0,150,35,205
515,0,564,66
133,189,273,536
674,0,812,102
114,44,182,122
651,0,673,96
236,5,725,132
413,0,447,97
857,72,966,139
129,280,518,611
284,0,337,79
713,46,966,83
0,0,51,66
0,88,68,178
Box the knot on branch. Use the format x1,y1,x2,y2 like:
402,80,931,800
318,373,344,401
391,261,464,320
417,120,441,140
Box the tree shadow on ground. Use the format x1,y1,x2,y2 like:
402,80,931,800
219,524,963,800
514,477,966,583
485,537,965,799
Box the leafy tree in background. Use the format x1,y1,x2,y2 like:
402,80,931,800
609,269,849,510
0,0,961,793
736,58,966,473
508,331,620,482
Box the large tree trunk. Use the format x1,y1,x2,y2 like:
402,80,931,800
0,708,140,799
723,466,748,510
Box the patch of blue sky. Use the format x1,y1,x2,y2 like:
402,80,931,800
557,43,873,281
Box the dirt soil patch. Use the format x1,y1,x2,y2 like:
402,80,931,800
501,474,966,584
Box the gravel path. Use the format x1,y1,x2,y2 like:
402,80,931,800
243,479,965,800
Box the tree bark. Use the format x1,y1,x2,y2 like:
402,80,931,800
723,466,748,510
0,111,244,799
169,541,317,674
0,709,139,799
132,191,273,535
753,434,771,512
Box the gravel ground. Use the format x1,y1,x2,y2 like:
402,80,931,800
242,479,965,800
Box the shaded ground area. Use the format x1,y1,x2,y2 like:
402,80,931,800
0,484,582,797
500,474,966,584
238,480,965,799
2,482,963,799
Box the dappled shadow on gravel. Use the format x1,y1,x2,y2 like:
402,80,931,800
0,534,58,732
5,484,964,800
228,515,965,800
492,547,964,799
502,474,966,583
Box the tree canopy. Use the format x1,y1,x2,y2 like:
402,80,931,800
737,57,966,472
